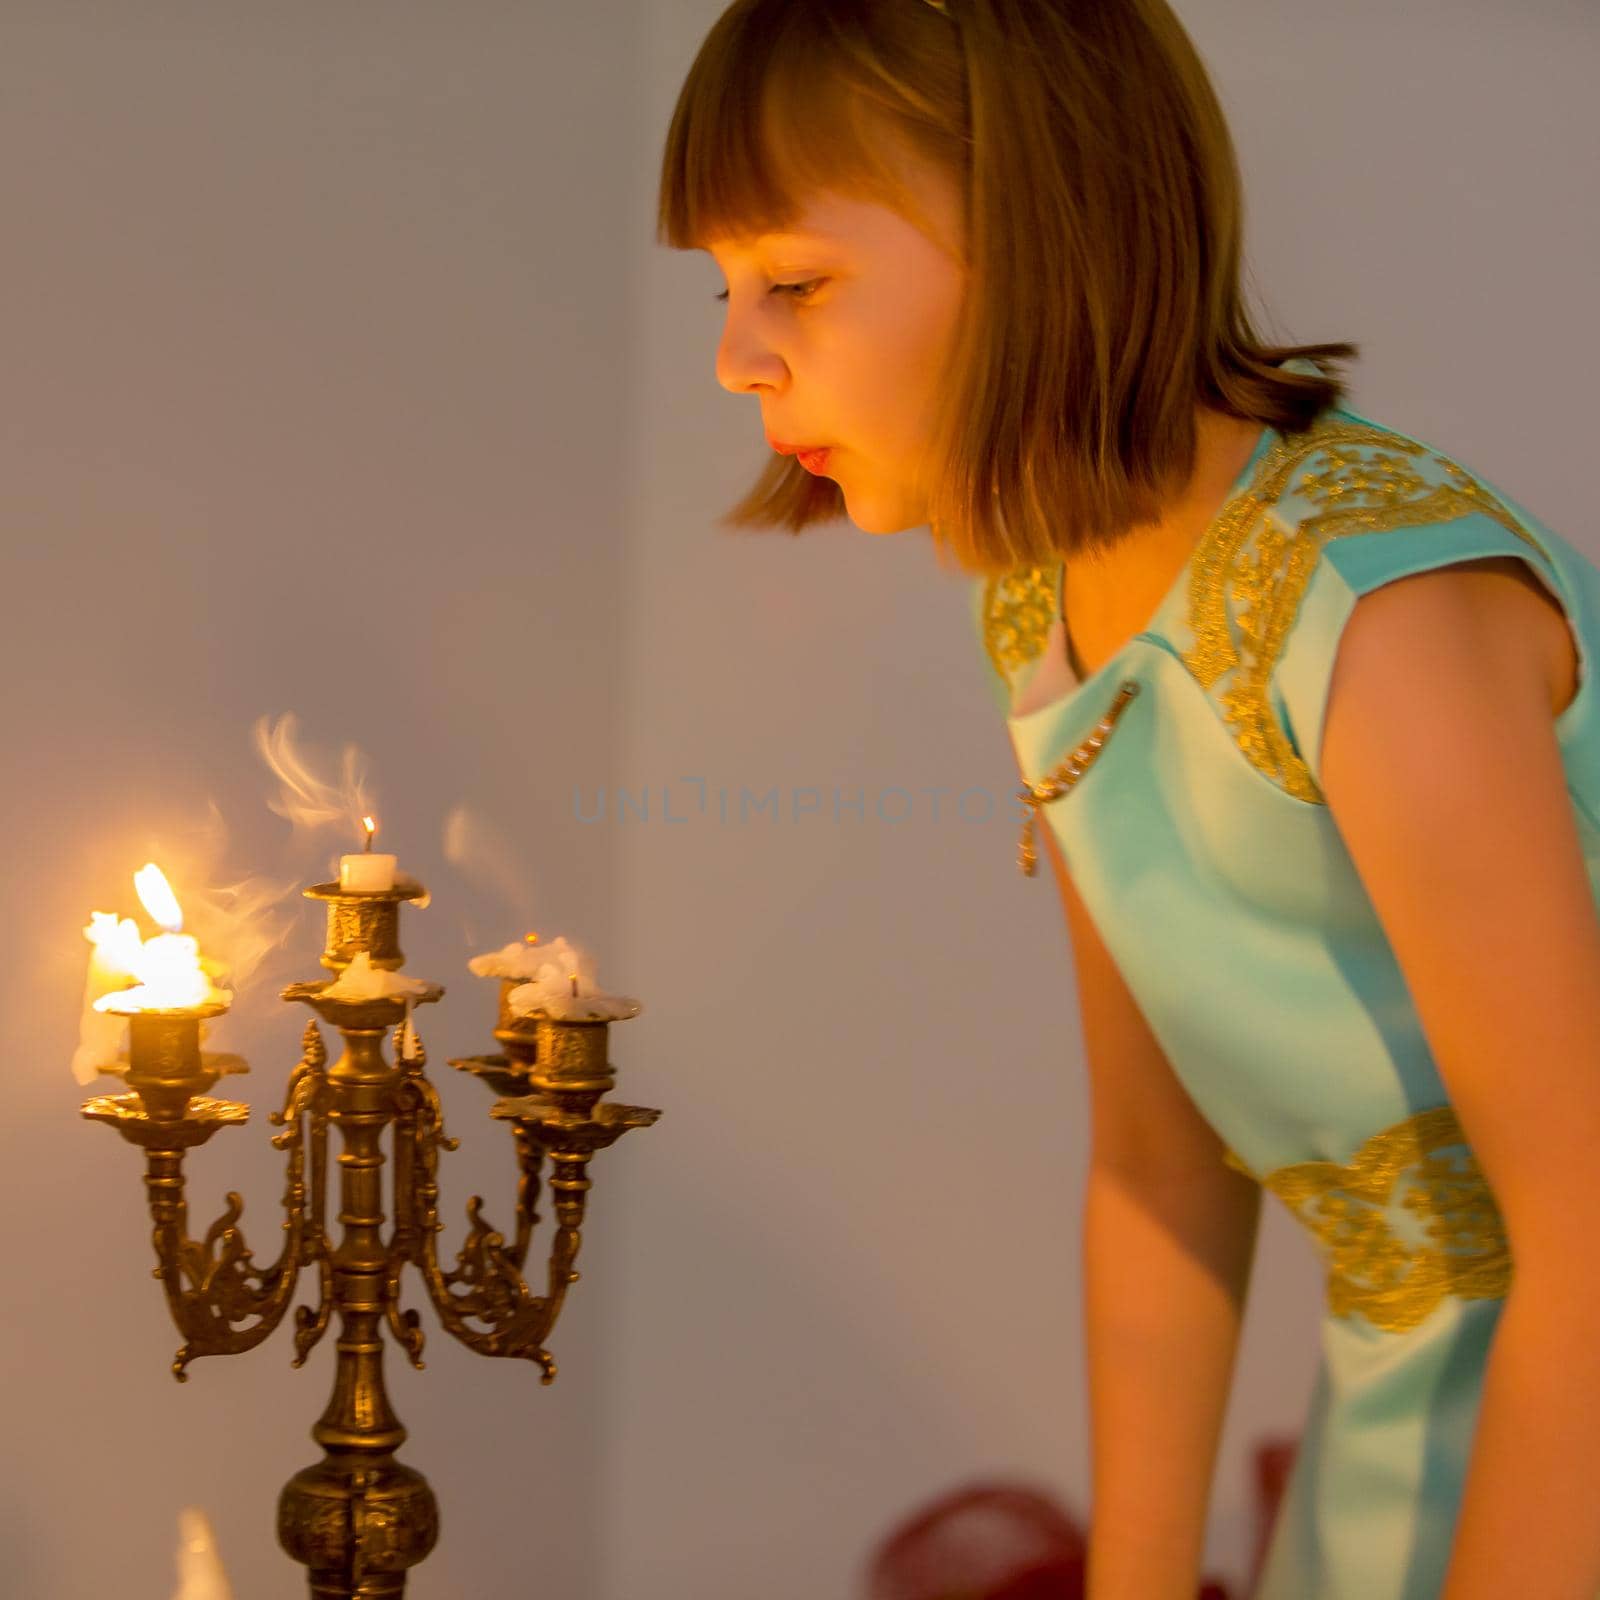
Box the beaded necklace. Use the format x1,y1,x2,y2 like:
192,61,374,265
1014,681,1141,876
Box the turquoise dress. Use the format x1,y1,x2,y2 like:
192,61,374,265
971,359,1600,1599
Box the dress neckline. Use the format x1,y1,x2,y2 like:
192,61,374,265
1005,415,1279,727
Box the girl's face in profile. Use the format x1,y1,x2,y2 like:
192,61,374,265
704,153,967,537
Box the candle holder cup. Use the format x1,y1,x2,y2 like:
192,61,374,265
82,1002,251,1147
81,876,659,1598
304,877,427,973
446,977,541,1097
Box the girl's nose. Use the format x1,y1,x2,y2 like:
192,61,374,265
715,305,787,395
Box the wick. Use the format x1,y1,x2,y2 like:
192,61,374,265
362,815,376,853
569,973,578,996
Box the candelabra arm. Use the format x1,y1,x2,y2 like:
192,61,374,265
277,1022,336,1369
385,1031,453,1371
149,1038,321,1382
393,1042,558,1381
524,1145,590,1356
83,1012,324,1382
481,1021,662,1377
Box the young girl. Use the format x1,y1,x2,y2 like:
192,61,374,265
657,3,1600,1597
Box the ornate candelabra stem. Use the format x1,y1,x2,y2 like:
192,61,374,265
277,1023,438,1598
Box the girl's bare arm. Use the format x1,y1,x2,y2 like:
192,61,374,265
1039,824,1261,1600
1317,559,1600,1598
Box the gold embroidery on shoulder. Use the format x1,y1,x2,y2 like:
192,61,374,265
1182,417,1559,804
981,563,1064,686
1256,1105,1511,1333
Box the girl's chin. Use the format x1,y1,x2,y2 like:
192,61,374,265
844,498,924,537
835,472,929,535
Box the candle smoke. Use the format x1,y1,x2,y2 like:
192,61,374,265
443,803,536,909
74,717,387,1087
252,711,376,844
154,801,299,1002
442,802,537,937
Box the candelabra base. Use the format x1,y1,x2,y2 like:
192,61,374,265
278,1455,439,1599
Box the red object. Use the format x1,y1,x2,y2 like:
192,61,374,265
1245,1437,1298,1596
865,1481,1087,1600
862,1477,1250,1600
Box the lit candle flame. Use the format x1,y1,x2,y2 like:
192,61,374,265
362,815,377,853
525,931,540,945
133,861,185,933
86,865,229,1015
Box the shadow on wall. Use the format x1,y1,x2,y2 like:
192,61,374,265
860,1436,1298,1600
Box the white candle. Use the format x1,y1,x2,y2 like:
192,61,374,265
339,853,396,891
72,914,139,1083
339,814,397,892
172,1506,234,1600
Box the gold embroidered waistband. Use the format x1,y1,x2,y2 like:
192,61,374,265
1222,1106,1511,1333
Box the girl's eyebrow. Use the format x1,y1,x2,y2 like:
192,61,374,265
755,229,844,244
705,230,846,261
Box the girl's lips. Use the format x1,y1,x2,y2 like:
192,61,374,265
795,447,834,474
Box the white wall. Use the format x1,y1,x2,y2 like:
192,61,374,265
608,2,1600,1597
0,5,639,1596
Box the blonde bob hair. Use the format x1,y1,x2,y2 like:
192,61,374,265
658,0,1359,576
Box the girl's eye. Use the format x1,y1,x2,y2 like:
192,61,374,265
713,279,825,303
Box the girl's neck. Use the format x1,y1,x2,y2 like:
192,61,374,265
1064,409,1266,677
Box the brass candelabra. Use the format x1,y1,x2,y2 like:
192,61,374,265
80,875,659,1598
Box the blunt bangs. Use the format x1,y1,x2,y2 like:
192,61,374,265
657,0,1359,574
658,0,965,255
